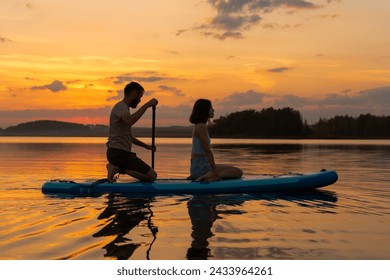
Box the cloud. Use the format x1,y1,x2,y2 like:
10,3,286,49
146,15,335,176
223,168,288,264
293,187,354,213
273,86,390,122
106,84,187,101
261,23,302,29
201,31,244,40
312,14,340,19
207,0,319,13
358,87,390,105
267,67,293,73
183,0,333,40
31,80,67,92
217,90,268,106
247,87,389,111
213,90,269,115
176,29,188,36
0,36,13,43
158,85,186,97
207,86,390,123
14,1,33,9
147,104,193,125
113,75,167,85
106,71,186,101
293,87,390,109
107,89,124,101
209,13,261,31
111,71,182,85
273,94,309,107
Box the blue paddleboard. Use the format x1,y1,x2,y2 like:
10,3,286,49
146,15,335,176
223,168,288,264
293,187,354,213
41,170,338,196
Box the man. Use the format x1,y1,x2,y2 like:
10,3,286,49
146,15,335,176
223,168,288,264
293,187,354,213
106,81,158,182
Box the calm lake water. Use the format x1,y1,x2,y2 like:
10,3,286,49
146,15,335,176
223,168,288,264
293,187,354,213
0,137,389,260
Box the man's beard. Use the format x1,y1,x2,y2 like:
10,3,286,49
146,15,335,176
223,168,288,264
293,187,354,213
130,99,140,108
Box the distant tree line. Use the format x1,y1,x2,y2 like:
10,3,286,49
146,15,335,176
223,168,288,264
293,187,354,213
209,108,307,138
311,114,390,138
209,108,390,139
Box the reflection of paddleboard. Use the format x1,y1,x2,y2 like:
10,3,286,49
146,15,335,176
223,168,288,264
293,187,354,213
41,170,338,196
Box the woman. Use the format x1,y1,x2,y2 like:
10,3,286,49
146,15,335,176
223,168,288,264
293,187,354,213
189,99,243,181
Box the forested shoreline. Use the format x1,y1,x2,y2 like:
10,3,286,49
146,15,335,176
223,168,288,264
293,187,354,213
209,108,390,139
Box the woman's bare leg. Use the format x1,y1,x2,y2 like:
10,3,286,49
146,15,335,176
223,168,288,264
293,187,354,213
196,164,243,182
216,164,243,179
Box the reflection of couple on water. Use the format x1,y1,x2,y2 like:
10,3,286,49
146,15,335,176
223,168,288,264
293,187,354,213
92,194,224,260
106,81,242,184
93,190,337,260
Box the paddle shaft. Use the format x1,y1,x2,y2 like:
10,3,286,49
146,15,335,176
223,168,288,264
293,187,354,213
151,105,156,169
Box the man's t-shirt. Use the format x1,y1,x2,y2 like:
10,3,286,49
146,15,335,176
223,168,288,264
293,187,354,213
107,101,132,152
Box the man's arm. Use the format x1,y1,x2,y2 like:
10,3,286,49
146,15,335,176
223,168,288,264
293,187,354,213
121,98,158,126
132,136,155,151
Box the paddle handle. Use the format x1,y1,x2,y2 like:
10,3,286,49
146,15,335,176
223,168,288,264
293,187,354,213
151,105,156,169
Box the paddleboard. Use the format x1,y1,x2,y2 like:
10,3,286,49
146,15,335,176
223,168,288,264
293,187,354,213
41,169,338,196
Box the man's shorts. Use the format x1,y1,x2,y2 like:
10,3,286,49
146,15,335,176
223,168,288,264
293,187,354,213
107,148,151,175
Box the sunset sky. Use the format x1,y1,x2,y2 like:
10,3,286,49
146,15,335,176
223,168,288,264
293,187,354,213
1,0,389,128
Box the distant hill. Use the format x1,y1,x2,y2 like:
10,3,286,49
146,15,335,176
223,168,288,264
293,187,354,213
0,120,108,136
0,120,192,137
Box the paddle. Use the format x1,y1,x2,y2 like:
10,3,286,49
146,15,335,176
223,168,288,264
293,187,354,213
151,105,156,169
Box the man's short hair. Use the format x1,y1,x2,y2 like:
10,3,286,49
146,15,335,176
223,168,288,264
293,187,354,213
124,82,144,97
